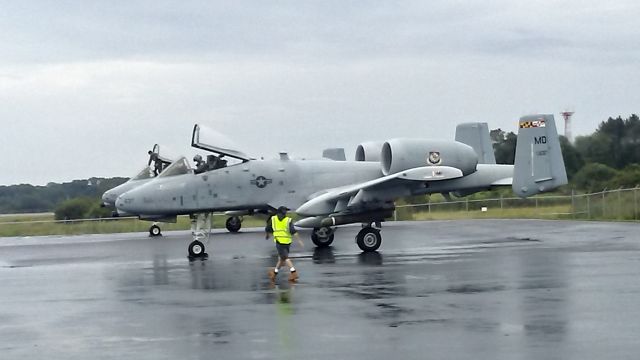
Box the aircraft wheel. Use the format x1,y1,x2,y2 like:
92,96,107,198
188,240,205,257
149,224,162,237
225,216,242,233
311,227,334,247
356,227,382,252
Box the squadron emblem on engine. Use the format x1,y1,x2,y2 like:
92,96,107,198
427,151,441,165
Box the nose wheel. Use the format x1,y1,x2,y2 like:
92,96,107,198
188,240,208,260
356,227,382,252
149,224,162,237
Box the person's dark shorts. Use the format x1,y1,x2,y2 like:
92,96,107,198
276,242,290,260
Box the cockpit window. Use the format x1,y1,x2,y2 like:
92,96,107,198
158,157,192,178
131,166,154,180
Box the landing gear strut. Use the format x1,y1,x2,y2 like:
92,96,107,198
225,216,242,233
311,226,334,247
356,226,382,252
188,213,211,260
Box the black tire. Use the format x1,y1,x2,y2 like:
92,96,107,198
311,227,334,247
356,227,382,252
225,216,242,233
188,240,205,257
149,224,162,237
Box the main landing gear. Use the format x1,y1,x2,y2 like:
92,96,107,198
307,224,383,252
311,226,334,247
225,216,242,233
355,224,382,252
188,213,211,260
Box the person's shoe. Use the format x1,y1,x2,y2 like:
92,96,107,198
268,269,277,281
288,271,299,282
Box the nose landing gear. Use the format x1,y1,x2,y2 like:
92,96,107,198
149,223,162,237
188,213,211,261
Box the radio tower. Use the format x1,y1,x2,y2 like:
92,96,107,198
560,110,574,142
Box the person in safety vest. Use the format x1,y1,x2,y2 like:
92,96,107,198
265,206,304,281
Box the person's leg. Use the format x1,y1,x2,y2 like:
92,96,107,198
285,258,298,281
269,257,281,281
285,258,295,271
275,258,282,273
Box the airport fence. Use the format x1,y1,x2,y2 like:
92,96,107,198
394,187,640,222
0,187,638,237
0,213,267,238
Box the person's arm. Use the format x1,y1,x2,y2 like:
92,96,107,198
265,217,273,240
289,221,304,247
294,232,304,247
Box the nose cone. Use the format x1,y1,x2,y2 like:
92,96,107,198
102,190,117,207
115,190,140,216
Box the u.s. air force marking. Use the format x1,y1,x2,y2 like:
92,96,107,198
251,176,272,188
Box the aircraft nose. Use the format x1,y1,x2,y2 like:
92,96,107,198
102,190,116,207
115,192,138,216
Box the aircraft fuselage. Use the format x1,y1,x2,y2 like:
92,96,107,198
116,158,513,217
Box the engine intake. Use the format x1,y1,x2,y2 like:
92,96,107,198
355,141,384,162
381,139,478,176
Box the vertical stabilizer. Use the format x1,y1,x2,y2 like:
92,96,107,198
322,148,346,161
513,114,568,197
455,123,496,164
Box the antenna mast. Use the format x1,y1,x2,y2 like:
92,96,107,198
560,111,575,142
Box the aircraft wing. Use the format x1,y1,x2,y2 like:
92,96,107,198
296,166,463,216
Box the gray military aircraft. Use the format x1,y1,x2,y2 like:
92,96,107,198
116,115,567,258
101,144,173,236
102,143,256,235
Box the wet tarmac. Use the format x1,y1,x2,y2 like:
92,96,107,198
1,219,640,360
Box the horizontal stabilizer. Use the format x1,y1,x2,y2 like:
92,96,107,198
491,177,512,186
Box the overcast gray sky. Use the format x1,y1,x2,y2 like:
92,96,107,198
1,0,639,186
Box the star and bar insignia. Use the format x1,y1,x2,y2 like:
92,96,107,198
250,176,272,188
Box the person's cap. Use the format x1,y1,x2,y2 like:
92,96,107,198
277,206,288,214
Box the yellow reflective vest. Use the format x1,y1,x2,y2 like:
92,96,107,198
272,216,292,244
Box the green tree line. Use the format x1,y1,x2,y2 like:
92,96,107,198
0,177,127,215
492,114,640,193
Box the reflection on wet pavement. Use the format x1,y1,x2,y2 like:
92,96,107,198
1,220,640,359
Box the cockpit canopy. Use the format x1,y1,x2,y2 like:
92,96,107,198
157,157,192,178
131,166,154,181
191,124,251,162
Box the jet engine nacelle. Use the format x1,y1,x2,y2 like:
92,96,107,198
355,141,385,162
381,139,478,176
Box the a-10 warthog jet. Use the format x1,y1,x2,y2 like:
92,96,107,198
116,114,567,258
101,144,173,236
